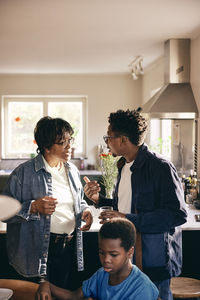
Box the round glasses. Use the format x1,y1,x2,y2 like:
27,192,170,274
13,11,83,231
55,137,75,148
103,135,120,143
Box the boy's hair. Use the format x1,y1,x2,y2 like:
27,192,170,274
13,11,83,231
34,116,74,155
108,109,148,146
99,217,136,251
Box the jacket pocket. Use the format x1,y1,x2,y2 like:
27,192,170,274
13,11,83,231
142,233,167,268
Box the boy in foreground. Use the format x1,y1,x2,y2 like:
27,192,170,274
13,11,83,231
36,218,159,300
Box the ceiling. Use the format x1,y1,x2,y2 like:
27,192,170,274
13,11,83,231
0,0,200,74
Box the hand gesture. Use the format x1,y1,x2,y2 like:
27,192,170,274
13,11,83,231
83,176,100,204
31,196,57,215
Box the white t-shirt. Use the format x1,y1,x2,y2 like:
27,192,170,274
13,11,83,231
43,158,75,234
118,161,134,214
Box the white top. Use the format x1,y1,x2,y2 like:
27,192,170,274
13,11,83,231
43,158,75,234
118,161,134,214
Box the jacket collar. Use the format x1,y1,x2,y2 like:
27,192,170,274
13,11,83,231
34,153,71,172
117,143,150,172
130,143,149,171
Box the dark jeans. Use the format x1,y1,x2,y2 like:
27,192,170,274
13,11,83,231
47,233,77,290
6,233,78,291
154,279,173,300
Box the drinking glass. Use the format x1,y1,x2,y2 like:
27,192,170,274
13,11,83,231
100,206,113,221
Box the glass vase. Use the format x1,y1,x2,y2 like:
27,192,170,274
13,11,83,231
105,187,113,199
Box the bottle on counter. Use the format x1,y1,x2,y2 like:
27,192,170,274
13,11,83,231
80,158,85,170
190,176,198,200
185,179,193,204
181,174,186,193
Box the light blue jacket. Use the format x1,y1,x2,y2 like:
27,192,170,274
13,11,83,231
3,154,89,277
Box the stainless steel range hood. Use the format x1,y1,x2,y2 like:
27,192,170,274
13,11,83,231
142,39,198,119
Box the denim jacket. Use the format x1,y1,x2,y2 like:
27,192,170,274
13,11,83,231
99,144,187,281
3,154,89,277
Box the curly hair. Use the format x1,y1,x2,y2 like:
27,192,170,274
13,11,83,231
34,116,74,155
99,217,136,251
108,109,148,146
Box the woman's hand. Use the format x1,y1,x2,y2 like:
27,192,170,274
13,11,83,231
36,281,52,300
80,209,93,231
83,177,100,204
31,196,57,215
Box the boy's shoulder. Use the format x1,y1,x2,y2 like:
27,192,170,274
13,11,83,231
132,265,159,296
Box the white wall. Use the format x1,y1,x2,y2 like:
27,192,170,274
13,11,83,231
0,74,142,166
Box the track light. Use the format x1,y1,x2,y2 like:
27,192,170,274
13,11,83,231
132,70,138,80
128,56,143,80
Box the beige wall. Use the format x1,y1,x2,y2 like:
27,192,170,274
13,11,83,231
191,33,200,174
142,57,164,104
0,74,142,166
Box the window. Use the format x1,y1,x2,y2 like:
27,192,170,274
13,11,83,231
149,119,172,160
1,96,87,159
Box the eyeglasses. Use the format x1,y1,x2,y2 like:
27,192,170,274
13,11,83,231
55,137,75,148
103,135,121,143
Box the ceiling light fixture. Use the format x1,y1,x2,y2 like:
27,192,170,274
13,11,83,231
128,56,143,80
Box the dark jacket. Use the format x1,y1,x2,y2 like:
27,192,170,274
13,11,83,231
99,143,187,281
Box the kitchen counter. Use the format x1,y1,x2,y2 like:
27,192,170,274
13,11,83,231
181,204,200,230
88,204,200,232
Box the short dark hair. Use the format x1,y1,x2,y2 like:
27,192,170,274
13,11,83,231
99,218,136,251
108,109,148,146
34,116,74,155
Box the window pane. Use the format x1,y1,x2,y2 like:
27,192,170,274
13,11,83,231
8,102,43,155
48,102,83,153
161,119,171,159
2,96,86,159
149,119,171,160
149,119,161,153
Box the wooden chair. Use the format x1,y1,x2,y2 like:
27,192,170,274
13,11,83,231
170,277,200,299
0,279,39,300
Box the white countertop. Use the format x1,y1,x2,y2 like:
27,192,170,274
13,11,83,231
87,206,102,232
88,204,200,232
181,204,200,231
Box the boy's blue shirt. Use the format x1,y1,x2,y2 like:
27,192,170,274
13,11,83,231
82,264,159,300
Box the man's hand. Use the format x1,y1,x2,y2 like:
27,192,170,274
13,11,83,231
30,196,57,215
99,210,126,224
80,209,93,231
36,281,52,300
83,176,100,204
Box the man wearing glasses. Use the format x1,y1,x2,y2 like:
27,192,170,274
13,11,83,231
3,116,93,290
84,109,187,300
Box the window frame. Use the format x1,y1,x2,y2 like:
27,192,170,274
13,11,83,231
1,95,88,159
